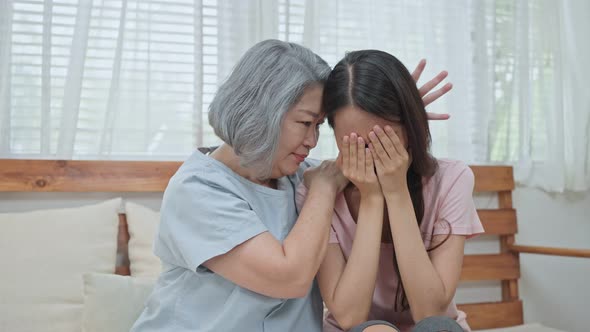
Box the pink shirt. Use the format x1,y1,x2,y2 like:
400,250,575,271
298,159,484,332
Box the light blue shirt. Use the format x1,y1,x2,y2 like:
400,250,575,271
131,151,323,332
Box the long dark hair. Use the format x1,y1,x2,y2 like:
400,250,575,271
322,50,448,312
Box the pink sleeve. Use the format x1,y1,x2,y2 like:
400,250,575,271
434,164,485,239
328,225,339,243
296,183,340,244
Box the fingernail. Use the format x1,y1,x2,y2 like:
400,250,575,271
358,137,364,144
369,131,376,139
343,136,349,143
384,126,393,132
351,133,357,139
374,126,383,133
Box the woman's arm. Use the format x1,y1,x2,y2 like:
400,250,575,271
318,195,384,330
317,133,385,330
205,161,348,299
369,125,465,322
384,192,465,321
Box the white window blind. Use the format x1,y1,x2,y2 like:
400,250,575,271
3,0,212,159
1,0,587,191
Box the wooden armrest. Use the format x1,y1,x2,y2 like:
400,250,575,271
508,244,590,258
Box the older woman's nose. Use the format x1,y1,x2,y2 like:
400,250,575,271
304,127,318,149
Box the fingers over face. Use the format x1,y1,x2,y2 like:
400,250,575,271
350,133,357,173
357,135,366,177
373,125,399,159
383,125,407,158
342,135,350,173
365,146,374,175
368,129,389,164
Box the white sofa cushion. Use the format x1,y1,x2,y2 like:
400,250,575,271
477,323,567,332
0,198,121,332
82,273,156,332
125,202,162,277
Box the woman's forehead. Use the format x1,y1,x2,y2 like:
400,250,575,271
333,106,401,136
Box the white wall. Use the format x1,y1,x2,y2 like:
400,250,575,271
513,187,590,332
1,186,589,331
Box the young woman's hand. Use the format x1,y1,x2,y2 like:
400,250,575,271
368,125,410,195
411,59,453,120
303,158,349,193
340,133,381,198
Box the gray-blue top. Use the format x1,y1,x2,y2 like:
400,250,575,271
131,150,323,332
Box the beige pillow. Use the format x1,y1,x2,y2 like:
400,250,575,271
82,273,156,332
477,323,566,332
125,202,162,277
0,198,122,332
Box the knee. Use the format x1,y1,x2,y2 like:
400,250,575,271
363,325,398,332
412,316,463,332
348,320,400,332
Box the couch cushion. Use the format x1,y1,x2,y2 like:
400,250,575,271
477,323,567,332
0,198,121,332
125,202,162,277
82,273,156,332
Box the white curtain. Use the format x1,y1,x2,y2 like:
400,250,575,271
1,0,588,192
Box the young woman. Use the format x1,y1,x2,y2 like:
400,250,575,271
298,50,484,332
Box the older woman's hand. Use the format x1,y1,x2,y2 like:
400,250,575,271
411,59,453,120
303,157,349,193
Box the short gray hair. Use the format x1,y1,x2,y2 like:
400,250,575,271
208,39,330,179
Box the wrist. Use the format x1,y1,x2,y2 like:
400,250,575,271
384,187,411,202
360,190,384,203
310,179,338,196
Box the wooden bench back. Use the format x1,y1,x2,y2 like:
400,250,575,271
456,166,522,330
0,159,521,330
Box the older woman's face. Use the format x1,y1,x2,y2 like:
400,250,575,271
271,85,324,178
332,105,407,152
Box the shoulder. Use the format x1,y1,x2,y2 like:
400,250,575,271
425,159,474,201
433,159,474,186
166,151,248,203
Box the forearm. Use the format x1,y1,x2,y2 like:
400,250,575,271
282,182,338,291
329,195,384,328
385,191,449,320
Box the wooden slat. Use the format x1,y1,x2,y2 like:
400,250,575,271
458,300,523,330
509,244,590,258
470,166,514,192
116,213,131,276
477,209,517,235
115,266,131,276
461,254,520,281
498,191,520,301
0,159,182,192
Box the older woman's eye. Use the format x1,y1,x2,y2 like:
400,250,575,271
299,121,313,127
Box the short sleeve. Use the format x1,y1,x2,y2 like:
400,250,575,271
328,226,339,244
433,164,485,239
295,182,340,244
154,174,268,271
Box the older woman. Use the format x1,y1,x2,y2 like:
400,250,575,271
131,40,450,332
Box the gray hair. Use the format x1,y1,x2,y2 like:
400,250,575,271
208,39,330,179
